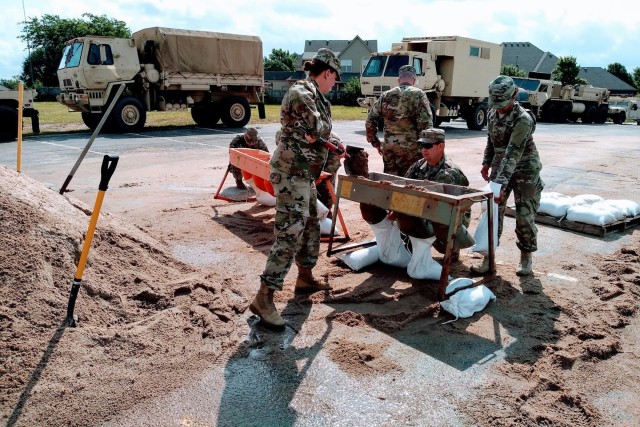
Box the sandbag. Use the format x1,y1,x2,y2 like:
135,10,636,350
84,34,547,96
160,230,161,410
571,194,604,206
319,217,341,236
440,278,496,323
406,236,442,280
369,218,411,267
336,246,379,271
566,204,617,225
317,199,330,220
471,200,499,257
538,194,574,218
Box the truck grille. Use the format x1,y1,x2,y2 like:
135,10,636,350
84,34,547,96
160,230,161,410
373,85,391,95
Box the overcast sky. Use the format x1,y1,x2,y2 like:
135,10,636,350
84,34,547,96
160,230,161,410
2,0,639,81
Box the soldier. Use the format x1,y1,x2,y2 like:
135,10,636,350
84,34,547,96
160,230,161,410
316,131,344,215
365,64,433,176
471,75,544,276
228,127,268,189
396,128,474,261
250,48,343,329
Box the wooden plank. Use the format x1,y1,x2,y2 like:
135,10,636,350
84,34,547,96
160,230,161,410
505,206,640,237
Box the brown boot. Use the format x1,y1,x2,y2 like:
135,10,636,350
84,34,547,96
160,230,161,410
249,284,285,329
236,179,247,190
470,256,490,274
516,251,533,276
295,266,331,293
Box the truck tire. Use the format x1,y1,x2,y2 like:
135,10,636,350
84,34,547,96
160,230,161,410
582,106,597,124
596,105,608,124
466,104,487,131
221,96,251,128
612,112,626,125
81,112,104,131
111,96,146,132
191,104,220,128
0,106,18,142
558,104,571,123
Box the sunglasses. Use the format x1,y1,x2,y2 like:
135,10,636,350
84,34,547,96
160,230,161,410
420,142,443,149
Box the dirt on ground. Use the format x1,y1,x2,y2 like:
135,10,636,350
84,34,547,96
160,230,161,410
1,136,639,426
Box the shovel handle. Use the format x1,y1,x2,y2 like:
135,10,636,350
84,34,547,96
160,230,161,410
99,155,119,191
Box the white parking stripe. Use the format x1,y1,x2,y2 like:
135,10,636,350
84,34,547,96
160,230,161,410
35,140,108,155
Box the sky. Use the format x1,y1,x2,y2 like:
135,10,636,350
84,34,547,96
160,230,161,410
2,0,639,81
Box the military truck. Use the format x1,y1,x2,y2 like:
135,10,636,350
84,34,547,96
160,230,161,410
358,36,503,130
57,27,266,132
512,76,610,124
0,85,40,142
607,97,640,125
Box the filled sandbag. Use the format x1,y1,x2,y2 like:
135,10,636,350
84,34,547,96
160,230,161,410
369,218,411,267
406,236,442,280
336,246,379,271
440,278,496,323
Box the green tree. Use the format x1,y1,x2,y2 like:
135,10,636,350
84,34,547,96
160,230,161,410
18,13,130,86
552,56,580,86
264,49,298,71
500,64,525,77
0,78,21,89
607,62,634,86
630,67,640,92
339,76,362,106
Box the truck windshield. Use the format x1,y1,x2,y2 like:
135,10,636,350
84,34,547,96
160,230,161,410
59,42,84,69
383,56,409,77
512,78,540,91
362,56,386,77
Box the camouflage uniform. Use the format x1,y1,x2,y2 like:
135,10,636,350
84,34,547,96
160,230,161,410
260,78,332,291
228,133,269,182
365,73,433,176
316,132,342,211
484,102,544,252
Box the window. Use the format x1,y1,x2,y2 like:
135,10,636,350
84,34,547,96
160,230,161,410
341,59,352,73
59,42,84,69
384,55,409,77
362,56,386,77
87,43,114,66
469,46,480,57
412,57,422,75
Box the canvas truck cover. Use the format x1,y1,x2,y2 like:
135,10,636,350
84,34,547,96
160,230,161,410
132,27,263,76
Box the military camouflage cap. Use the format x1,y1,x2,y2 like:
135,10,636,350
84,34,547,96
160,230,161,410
313,48,341,81
418,128,445,145
245,127,258,138
488,75,517,108
398,65,417,79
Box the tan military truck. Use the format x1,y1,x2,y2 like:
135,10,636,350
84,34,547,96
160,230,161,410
607,97,640,125
0,85,40,141
57,27,265,132
358,36,503,130
512,76,610,124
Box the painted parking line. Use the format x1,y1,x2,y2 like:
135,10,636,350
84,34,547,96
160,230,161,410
547,272,578,282
130,132,229,148
33,140,108,156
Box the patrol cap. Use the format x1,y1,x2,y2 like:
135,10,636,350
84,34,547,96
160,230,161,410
313,48,341,81
488,75,517,109
418,128,445,146
245,127,258,139
398,65,417,79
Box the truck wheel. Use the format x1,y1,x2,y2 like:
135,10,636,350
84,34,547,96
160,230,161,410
613,112,626,125
0,106,18,142
466,104,487,130
111,96,146,132
596,105,608,124
582,106,597,124
558,104,571,123
81,112,104,131
221,96,251,128
191,104,220,128
541,103,557,122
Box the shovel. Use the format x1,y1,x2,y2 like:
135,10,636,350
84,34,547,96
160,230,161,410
65,155,119,327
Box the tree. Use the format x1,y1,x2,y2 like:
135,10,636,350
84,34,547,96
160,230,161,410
264,49,298,71
0,78,21,89
552,56,580,86
339,77,362,106
630,67,640,92
607,63,634,86
500,64,525,78
18,13,130,86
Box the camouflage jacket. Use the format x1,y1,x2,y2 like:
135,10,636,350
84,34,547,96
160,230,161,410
270,78,331,180
365,84,433,149
483,102,541,186
229,134,269,152
404,155,469,186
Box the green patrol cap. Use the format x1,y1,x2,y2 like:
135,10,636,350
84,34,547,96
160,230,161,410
418,128,445,145
488,75,517,108
313,48,341,81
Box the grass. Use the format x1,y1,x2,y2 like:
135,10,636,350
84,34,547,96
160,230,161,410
33,101,368,132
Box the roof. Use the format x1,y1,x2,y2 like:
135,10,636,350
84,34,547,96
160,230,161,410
577,67,636,93
301,37,378,61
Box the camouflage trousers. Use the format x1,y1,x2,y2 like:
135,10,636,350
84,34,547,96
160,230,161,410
381,139,422,177
496,174,544,252
260,172,320,290
228,165,244,182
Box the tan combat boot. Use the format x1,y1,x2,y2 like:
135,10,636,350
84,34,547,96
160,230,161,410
295,266,332,293
249,284,285,329
470,256,490,274
516,251,533,276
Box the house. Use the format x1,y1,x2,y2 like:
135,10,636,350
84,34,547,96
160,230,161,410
501,42,637,97
264,36,377,104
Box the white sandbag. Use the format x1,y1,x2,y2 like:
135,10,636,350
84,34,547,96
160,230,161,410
489,181,502,198
471,201,499,256
592,201,626,221
369,218,411,268
406,236,442,280
571,194,604,206
566,204,617,225
538,194,574,218
597,199,640,217
316,199,330,220
255,190,276,207
336,246,379,271
440,278,496,323
319,217,341,236
541,191,566,199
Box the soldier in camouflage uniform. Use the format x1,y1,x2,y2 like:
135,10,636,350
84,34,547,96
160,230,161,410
316,131,344,213
228,127,269,189
471,75,544,276
365,65,433,176
250,48,342,328
397,128,474,261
